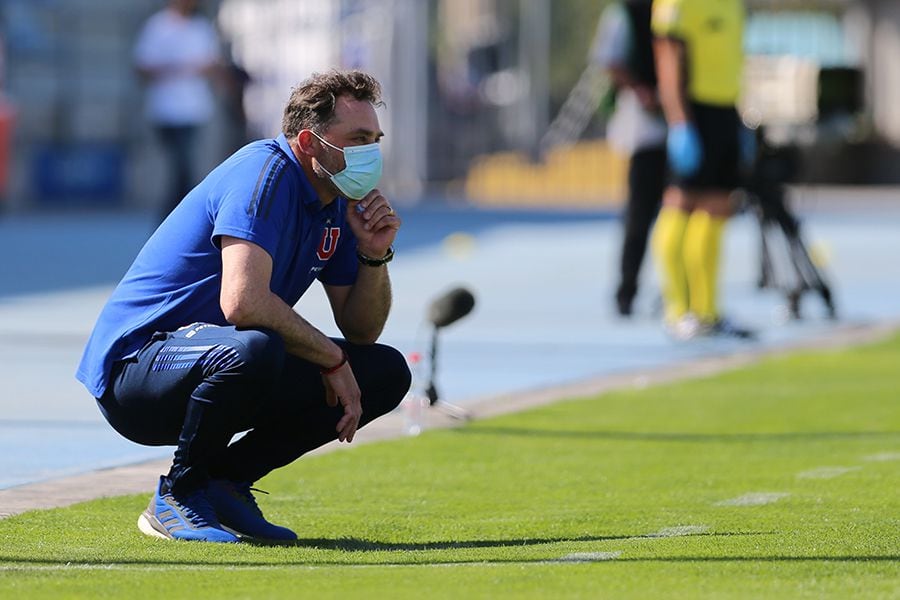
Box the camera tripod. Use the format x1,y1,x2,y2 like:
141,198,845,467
745,142,837,320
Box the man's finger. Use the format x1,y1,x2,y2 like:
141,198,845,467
336,414,351,434
335,409,360,443
362,204,397,231
338,424,356,443
345,419,358,443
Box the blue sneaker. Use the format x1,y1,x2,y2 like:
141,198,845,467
137,476,239,543
207,480,297,541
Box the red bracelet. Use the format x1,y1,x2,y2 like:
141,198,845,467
320,349,348,375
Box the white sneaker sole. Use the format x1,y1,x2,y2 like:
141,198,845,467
137,511,172,540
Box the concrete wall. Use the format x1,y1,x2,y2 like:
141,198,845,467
857,0,900,146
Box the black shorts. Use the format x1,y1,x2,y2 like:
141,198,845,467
671,102,741,191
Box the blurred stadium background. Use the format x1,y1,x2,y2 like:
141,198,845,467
1,0,899,214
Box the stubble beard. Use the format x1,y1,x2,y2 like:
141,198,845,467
311,158,343,199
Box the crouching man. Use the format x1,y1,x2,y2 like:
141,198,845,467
77,70,411,543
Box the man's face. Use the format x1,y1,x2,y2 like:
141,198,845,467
312,95,384,186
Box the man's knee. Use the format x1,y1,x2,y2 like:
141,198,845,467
367,344,411,413
203,328,285,384
235,328,285,379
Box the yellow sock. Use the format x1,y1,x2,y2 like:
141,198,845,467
651,206,690,322
683,211,726,322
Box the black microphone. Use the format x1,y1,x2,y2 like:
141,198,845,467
422,286,475,419
427,287,475,329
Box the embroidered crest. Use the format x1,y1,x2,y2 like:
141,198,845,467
317,227,341,260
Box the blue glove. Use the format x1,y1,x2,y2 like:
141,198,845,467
667,122,703,177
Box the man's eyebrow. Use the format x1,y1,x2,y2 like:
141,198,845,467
350,127,385,139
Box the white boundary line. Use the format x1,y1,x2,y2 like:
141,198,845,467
555,551,622,563
714,493,790,507
551,524,712,563
797,466,860,479
644,525,710,538
862,452,900,462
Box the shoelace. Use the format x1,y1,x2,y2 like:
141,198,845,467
172,490,217,528
233,482,268,517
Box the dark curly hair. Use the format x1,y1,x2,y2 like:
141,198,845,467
281,70,384,138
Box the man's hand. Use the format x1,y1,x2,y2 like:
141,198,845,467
322,362,363,443
667,121,703,177
347,188,400,258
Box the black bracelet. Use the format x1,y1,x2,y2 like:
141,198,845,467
357,246,394,267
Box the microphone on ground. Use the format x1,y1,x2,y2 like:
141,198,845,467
423,286,476,419
427,287,476,329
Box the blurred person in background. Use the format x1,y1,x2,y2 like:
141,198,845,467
134,0,221,219
591,0,667,317
220,43,252,155
0,25,13,208
650,0,753,339
77,70,410,543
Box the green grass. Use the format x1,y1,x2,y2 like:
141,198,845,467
1,335,899,599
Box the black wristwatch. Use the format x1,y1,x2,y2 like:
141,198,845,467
356,246,394,267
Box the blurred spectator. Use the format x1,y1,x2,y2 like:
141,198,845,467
134,0,220,218
591,0,667,317
650,0,753,339
219,43,251,155
0,26,13,207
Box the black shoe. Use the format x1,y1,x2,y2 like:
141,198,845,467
615,292,634,317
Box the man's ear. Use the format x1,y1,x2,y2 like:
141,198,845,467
296,130,317,156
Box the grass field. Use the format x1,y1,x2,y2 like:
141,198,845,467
1,334,898,598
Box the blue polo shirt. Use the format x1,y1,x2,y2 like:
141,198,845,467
77,134,359,398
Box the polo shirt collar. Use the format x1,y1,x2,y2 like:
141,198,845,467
276,133,336,212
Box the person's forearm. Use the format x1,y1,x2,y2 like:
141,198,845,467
226,290,345,368
653,38,690,125
336,264,392,345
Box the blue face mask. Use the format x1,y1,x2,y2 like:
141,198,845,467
311,131,383,200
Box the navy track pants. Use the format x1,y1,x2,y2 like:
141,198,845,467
97,323,411,492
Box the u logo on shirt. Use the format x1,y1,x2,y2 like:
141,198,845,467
317,227,341,261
